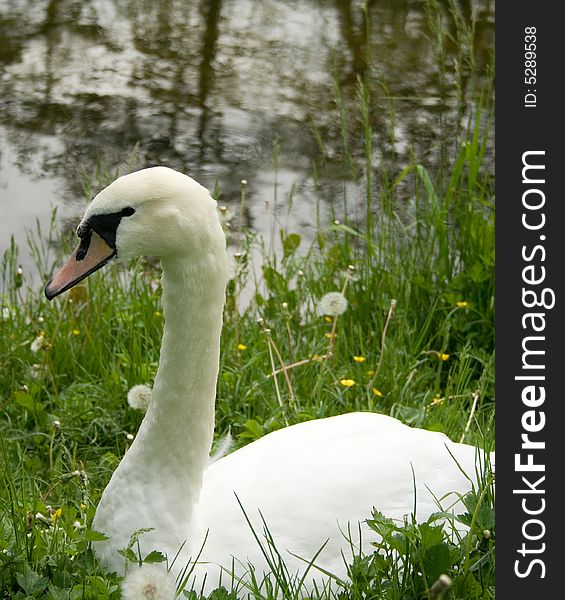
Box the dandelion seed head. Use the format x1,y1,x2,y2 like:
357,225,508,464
319,292,348,317
30,335,46,353
127,384,152,412
2,307,11,320
30,364,42,380
121,563,176,600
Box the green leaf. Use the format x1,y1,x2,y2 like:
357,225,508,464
46,584,73,600
13,391,39,412
241,419,263,439
117,547,138,563
84,529,109,542
143,550,167,564
418,522,445,550
392,404,426,427
282,232,301,258
422,543,452,583
16,564,49,596
262,266,286,292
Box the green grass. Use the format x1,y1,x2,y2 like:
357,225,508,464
0,2,494,597
0,139,494,599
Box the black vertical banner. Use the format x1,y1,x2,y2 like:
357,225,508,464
497,4,564,597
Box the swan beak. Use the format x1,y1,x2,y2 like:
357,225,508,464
44,231,116,300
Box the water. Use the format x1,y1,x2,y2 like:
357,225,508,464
0,0,494,272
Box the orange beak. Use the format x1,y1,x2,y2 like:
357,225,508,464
45,230,116,300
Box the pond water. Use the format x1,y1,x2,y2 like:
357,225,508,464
0,0,494,274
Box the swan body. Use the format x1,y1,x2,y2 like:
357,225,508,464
45,167,491,593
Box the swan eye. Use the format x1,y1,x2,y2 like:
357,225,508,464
122,207,135,217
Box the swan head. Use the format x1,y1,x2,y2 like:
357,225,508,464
45,167,226,300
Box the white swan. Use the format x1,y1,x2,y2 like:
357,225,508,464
45,167,491,593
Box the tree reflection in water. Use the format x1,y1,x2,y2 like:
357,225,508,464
0,0,493,259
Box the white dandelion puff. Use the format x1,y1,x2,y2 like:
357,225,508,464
30,334,46,353
30,364,43,380
319,292,348,317
2,307,11,320
127,384,152,412
121,563,176,600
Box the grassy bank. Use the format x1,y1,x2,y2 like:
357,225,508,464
0,134,494,599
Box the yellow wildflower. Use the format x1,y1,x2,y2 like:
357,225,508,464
353,356,366,363
237,343,247,351
325,333,336,339
51,508,63,523
367,370,375,376
324,316,333,323
456,301,468,308
440,353,450,361
72,329,80,336
372,388,383,397
155,310,162,317
340,379,356,387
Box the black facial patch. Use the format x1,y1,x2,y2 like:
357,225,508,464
75,230,92,261
79,207,135,249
